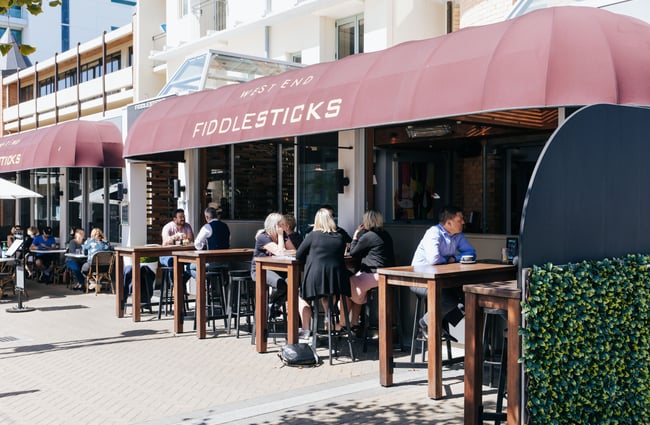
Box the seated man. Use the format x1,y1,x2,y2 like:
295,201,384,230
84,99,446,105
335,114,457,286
411,206,476,338
30,226,59,283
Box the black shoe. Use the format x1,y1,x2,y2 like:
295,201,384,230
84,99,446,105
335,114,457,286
268,303,282,321
418,317,428,340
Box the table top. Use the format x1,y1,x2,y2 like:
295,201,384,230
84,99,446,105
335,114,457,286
463,280,520,298
64,253,87,259
30,248,67,254
172,248,253,258
0,256,16,263
114,244,195,255
377,261,516,279
254,255,300,265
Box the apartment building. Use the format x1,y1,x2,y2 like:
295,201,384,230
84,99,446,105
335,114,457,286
0,23,133,242
1,0,136,63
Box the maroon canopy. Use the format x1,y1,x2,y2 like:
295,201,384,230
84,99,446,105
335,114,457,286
125,6,650,158
0,120,124,173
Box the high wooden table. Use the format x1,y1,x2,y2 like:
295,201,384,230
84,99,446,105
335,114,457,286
377,262,516,399
114,245,195,321
464,280,521,425
172,248,254,338
254,256,301,352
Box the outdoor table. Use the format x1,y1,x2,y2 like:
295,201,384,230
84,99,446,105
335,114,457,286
171,248,254,338
114,244,195,321
464,280,521,425
377,262,516,399
254,256,302,353
254,255,359,353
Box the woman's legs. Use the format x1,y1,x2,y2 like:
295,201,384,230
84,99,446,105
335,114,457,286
344,272,379,326
298,296,311,332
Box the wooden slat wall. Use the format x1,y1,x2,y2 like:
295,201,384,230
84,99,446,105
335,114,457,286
146,163,178,244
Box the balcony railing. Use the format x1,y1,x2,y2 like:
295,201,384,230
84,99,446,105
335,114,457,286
2,67,133,133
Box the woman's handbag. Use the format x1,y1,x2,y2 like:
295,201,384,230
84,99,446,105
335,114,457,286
278,343,320,367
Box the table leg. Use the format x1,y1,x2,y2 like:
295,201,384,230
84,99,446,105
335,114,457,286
464,291,481,424
173,256,184,334
378,273,393,387
507,296,521,425
115,252,124,318
196,257,206,339
132,254,141,322
286,263,299,344
255,266,268,353
428,280,443,399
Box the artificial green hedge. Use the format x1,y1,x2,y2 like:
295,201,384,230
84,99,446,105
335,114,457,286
522,254,650,424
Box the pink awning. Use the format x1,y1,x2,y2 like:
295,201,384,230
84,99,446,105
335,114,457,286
125,6,650,158
0,120,124,172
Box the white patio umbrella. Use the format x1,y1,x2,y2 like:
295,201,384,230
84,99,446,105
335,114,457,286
0,178,43,199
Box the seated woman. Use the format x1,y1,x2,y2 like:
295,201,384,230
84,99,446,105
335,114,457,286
296,208,351,336
82,228,113,291
66,228,86,290
342,210,395,334
251,213,297,320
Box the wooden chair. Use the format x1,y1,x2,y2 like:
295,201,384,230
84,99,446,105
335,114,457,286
0,271,15,299
85,251,115,295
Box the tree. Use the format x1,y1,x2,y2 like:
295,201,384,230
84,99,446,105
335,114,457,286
0,1,62,56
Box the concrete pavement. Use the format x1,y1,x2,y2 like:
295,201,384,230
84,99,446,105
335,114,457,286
0,279,499,424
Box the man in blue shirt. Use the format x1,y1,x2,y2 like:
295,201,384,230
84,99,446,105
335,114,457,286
411,206,476,337
30,226,59,283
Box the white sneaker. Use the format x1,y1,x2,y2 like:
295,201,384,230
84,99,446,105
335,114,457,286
298,329,311,340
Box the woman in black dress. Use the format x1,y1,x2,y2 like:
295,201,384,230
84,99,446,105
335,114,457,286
296,208,351,332
343,210,395,332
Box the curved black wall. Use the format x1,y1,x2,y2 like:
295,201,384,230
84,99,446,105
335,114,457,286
520,104,650,269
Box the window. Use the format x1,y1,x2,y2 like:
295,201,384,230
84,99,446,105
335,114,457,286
296,133,340,234
38,76,55,97
289,52,302,64
58,69,76,89
80,59,102,82
19,84,33,102
105,51,121,74
180,0,191,17
336,14,364,60
204,140,294,221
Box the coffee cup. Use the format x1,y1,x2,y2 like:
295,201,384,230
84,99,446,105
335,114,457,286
461,255,474,263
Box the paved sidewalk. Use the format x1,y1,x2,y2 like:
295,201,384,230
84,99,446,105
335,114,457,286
0,280,496,424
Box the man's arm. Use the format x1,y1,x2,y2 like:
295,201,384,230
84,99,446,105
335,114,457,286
194,224,210,250
454,234,476,262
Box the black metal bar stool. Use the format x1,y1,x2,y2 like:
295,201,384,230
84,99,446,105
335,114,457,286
311,294,355,365
480,326,508,425
158,266,174,319
409,290,456,364
227,269,255,337
194,265,229,333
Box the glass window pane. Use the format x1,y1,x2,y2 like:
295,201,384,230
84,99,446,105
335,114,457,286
233,142,278,219
337,21,355,59
205,145,232,219
296,133,339,234
68,168,83,232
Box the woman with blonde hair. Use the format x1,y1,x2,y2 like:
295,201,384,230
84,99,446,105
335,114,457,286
296,208,351,336
251,213,297,315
